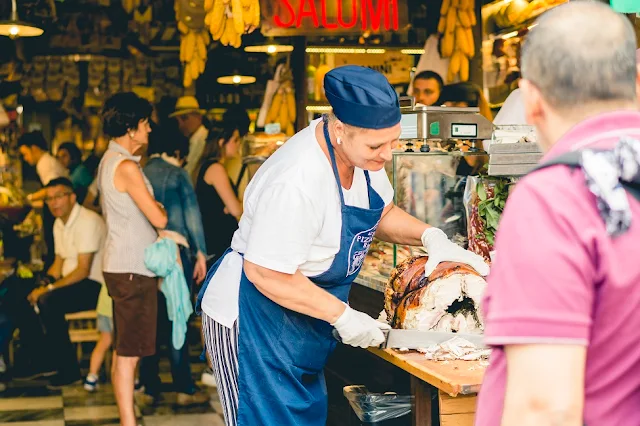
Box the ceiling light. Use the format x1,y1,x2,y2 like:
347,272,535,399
217,75,256,85
244,44,294,54
306,105,333,113
0,0,44,38
401,49,425,55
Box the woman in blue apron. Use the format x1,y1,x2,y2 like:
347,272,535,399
197,66,489,426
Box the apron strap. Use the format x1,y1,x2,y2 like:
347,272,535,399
323,115,346,206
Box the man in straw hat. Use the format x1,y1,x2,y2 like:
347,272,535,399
169,96,208,178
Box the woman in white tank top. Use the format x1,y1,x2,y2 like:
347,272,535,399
98,93,167,426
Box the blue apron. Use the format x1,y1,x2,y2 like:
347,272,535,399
234,118,386,425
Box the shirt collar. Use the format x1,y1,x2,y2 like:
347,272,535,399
547,110,640,157
108,140,142,162
57,203,81,230
191,125,207,142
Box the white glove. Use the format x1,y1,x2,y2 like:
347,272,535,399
422,228,490,277
331,304,391,348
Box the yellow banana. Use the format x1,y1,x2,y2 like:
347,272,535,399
285,122,294,137
450,50,462,75
470,10,477,26
178,21,189,34
279,92,289,127
191,57,199,80
205,0,214,11
441,32,454,57
232,0,244,35
445,7,456,33
460,55,469,82
458,8,471,27
252,0,260,26
465,27,475,57
266,92,282,123
438,16,445,33
196,32,207,59
287,90,296,123
213,16,225,41
185,32,196,62
180,35,187,62
456,26,469,56
440,0,450,15
233,32,242,48
447,66,456,84
210,0,225,37
240,0,252,7
184,63,193,87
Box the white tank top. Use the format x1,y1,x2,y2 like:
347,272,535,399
98,141,157,277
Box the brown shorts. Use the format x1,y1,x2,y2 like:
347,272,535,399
104,272,157,358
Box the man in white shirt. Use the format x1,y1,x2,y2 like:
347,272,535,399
26,177,104,388
169,96,208,179
18,131,69,190
18,131,69,267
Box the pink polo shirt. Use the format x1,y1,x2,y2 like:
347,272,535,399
475,111,640,426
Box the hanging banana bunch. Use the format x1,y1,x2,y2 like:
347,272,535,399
176,0,210,87
438,0,476,83
265,80,296,137
204,0,260,48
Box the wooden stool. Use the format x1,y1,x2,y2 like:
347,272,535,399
65,310,111,375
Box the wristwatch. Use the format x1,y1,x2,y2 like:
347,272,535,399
47,284,55,292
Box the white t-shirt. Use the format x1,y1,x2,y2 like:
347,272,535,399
53,203,106,284
37,152,68,185
201,118,394,326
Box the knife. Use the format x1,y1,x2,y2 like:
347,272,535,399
332,328,487,350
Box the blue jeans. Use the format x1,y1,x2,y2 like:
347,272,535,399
139,247,195,395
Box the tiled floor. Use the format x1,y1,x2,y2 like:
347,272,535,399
0,344,225,426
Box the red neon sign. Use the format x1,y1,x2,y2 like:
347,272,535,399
273,0,400,31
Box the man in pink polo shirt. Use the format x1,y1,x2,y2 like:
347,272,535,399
476,3,640,426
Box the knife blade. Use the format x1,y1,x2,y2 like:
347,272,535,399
332,328,487,350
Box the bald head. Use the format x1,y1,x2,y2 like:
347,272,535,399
521,1,637,109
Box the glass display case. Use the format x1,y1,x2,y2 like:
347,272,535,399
360,151,489,279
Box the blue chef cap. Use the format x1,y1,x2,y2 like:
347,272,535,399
324,65,401,130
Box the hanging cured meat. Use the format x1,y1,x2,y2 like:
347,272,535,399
384,256,487,334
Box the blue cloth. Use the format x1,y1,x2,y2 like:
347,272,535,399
144,158,207,256
234,116,386,425
145,238,193,350
324,65,401,129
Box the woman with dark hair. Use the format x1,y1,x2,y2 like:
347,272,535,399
194,122,243,264
98,92,167,426
138,122,209,406
56,142,93,203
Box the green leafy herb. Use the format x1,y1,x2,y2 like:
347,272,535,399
475,178,511,248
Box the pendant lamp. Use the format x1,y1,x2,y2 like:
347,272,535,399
0,0,44,38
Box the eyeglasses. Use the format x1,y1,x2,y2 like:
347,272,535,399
44,192,72,203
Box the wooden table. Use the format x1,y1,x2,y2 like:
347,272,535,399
368,348,486,426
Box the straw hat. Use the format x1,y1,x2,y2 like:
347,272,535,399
169,96,206,118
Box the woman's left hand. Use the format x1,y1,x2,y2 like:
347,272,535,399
422,228,490,277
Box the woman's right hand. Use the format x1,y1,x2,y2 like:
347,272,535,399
193,251,207,284
331,304,391,348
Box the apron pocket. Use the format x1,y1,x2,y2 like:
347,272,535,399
278,309,336,372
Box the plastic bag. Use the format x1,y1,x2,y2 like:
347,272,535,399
344,385,413,423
